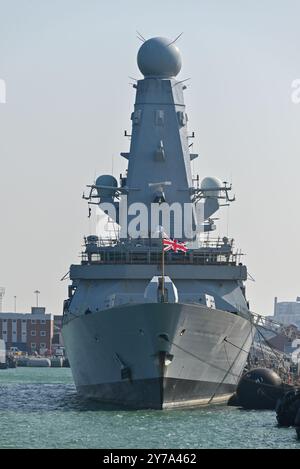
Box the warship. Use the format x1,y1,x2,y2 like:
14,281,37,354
62,36,254,409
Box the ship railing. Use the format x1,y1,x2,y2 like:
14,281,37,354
84,236,235,249
81,250,239,266
84,236,119,248
200,236,234,249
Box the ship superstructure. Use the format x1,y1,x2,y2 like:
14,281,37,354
62,37,254,409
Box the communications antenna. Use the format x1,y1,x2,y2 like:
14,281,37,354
0,287,5,312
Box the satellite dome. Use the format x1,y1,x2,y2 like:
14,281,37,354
95,175,118,199
137,37,182,78
201,177,223,198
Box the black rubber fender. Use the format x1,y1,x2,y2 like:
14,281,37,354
276,389,300,427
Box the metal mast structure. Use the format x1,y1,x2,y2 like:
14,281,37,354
0,287,5,312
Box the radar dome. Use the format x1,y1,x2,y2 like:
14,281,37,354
201,177,223,198
137,37,182,78
95,175,118,199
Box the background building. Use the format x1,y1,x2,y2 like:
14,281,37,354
273,297,300,328
0,307,53,354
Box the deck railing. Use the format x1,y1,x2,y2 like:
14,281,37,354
81,250,239,266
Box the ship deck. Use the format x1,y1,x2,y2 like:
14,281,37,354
82,237,243,267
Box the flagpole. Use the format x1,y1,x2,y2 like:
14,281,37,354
161,240,165,303
160,237,187,303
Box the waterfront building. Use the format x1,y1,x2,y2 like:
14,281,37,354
0,307,53,354
273,297,300,328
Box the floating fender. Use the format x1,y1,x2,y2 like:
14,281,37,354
7,356,17,368
236,368,283,410
62,358,70,368
295,408,300,440
276,388,300,427
227,392,240,407
16,357,29,367
50,357,63,368
27,358,51,367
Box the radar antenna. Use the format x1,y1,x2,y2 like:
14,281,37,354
167,32,184,47
172,77,191,88
128,76,139,82
136,31,146,43
0,287,5,312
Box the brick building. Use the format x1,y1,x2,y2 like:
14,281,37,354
0,307,53,354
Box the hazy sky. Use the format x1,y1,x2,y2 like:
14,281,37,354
0,0,299,315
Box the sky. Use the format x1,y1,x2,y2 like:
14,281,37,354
0,0,299,315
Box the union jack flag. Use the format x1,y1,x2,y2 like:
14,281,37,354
163,238,188,253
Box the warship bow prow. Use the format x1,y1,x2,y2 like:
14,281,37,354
62,36,254,409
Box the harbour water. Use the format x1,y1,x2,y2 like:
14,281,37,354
0,368,299,449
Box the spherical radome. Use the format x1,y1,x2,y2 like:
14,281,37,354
95,175,118,199
201,177,223,198
137,37,182,78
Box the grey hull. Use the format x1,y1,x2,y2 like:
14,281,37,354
77,378,236,409
62,303,253,409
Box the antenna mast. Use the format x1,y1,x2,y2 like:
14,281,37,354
0,287,5,312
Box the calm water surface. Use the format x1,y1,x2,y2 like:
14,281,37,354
0,368,298,449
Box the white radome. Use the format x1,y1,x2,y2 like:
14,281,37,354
201,177,223,198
